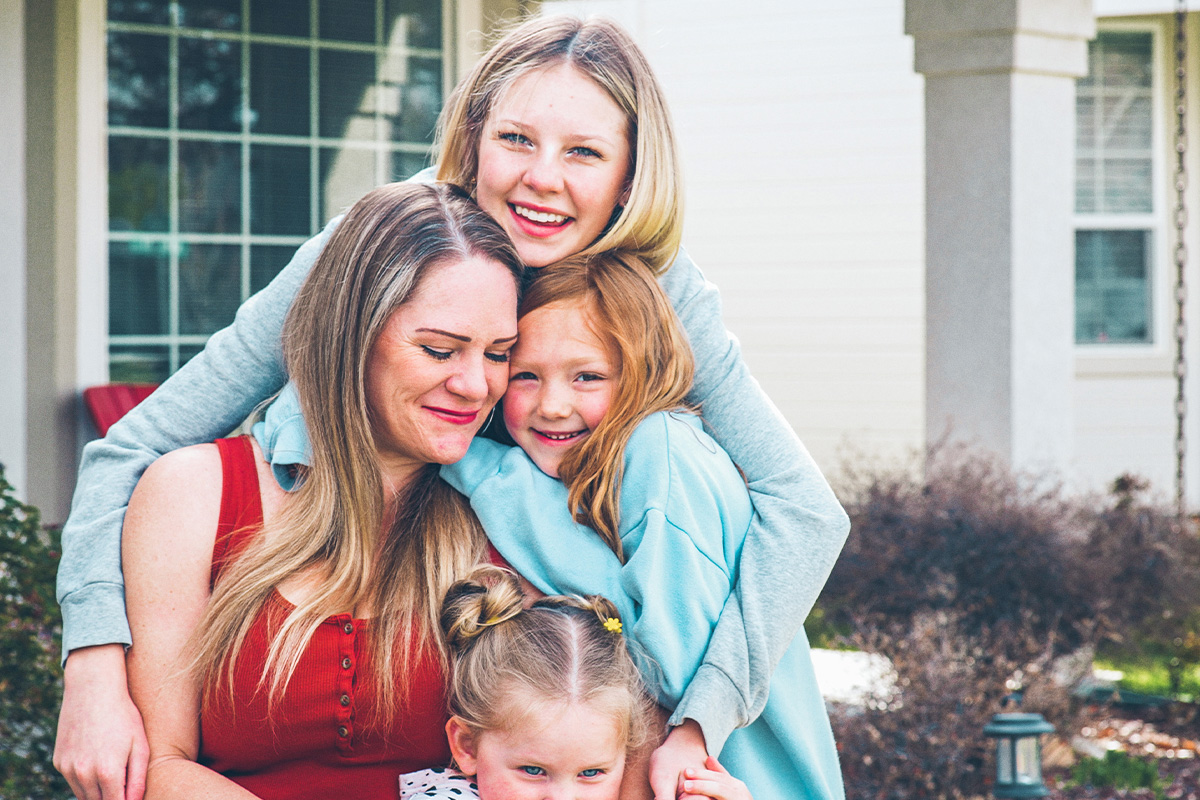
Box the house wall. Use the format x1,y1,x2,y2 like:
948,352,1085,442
1072,13,1200,499
539,0,927,478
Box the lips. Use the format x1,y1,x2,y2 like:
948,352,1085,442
425,406,481,425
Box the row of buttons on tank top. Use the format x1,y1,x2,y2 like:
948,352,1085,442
335,617,356,747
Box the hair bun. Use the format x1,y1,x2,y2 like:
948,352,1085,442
439,565,525,652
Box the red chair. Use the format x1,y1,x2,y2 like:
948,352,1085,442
83,384,159,437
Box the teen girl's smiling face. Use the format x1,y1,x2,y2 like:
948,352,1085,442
447,697,627,800
475,63,632,268
364,255,518,488
503,300,618,478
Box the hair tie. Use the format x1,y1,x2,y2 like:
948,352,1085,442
603,617,623,634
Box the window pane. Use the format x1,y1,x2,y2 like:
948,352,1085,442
179,36,242,132
320,146,376,222
387,149,430,182
109,345,170,383
109,241,170,336
108,32,169,128
385,0,442,50
176,0,241,31
320,0,375,43
250,44,311,136
1076,32,1153,215
179,244,241,334
108,1,170,25
320,49,378,139
381,55,441,144
110,136,169,232
251,144,311,234
251,0,311,37
179,140,242,233
1075,230,1152,344
251,245,300,294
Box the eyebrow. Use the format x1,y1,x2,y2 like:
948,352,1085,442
417,327,518,345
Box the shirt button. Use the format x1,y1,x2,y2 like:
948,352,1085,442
337,725,348,738
340,694,351,707
343,622,353,634
341,656,352,669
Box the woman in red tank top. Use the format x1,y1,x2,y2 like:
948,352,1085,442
121,183,523,800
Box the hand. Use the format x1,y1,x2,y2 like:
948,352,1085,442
648,719,709,800
681,757,752,800
54,644,150,800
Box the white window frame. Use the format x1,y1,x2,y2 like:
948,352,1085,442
1075,19,1172,371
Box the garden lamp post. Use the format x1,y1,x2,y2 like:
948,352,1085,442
984,712,1054,798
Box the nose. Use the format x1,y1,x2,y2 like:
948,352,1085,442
536,382,571,419
445,353,489,403
523,151,564,195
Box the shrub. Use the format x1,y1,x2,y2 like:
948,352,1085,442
0,464,69,798
1069,750,1163,798
820,446,1200,799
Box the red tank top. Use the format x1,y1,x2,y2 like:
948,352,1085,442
198,436,451,799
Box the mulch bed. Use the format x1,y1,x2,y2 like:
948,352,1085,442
1046,702,1200,798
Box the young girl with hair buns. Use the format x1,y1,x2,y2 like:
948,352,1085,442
397,567,750,800
440,253,844,800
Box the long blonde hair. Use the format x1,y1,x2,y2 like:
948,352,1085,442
518,253,694,560
190,182,524,720
435,15,683,273
440,566,652,749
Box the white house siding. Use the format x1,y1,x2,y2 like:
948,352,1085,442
539,0,927,477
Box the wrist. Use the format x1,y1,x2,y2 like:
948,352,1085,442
667,718,707,753
63,643,129,690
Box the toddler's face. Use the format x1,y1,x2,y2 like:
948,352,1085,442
448,699,626,800
503,300,618,478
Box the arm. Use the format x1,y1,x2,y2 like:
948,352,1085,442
53,219,337,799
659,248,852,751
121,445,260,799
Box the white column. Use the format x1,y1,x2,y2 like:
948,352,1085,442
0,0,28,500
906,0,1094,471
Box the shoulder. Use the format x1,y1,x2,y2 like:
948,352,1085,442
125,442,225,554
623,412,750,517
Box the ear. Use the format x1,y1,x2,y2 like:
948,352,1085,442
446,716,481,775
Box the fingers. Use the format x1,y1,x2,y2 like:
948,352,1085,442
126,729,150,800
680,758,752,800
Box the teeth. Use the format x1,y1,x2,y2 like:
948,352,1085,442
540,430,583,441
513,205,568,225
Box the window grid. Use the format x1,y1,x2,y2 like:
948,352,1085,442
107,0,445,381
1074,27,1162,348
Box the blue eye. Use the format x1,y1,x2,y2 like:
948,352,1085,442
577,372,605,383
571,146,601,158
421,346,452,361
499,132,531,146
521,766,545,776
580,768,605,778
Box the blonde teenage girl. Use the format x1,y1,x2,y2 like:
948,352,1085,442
54,15,849,800
440,254,844,800
397,567,751,800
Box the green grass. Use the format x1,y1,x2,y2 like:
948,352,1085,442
1093,654,1200,699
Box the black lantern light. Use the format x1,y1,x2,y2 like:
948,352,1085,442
983,712,1054,798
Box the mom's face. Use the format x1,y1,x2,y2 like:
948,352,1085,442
364,255,519,481
475,63,632,268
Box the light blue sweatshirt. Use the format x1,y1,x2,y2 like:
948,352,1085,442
56,171,851,753
439,412,844,800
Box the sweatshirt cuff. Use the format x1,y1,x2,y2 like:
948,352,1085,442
667,664,749,755
59,583,132,665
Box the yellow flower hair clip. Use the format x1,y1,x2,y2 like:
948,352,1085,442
603,617,623,634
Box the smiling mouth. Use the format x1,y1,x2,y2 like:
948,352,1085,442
426,406,480,425
511,204,570,226
534,428,587,443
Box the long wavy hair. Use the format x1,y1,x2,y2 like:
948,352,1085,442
435,15,684,273
189,182,523,721
516,253,694,560
440,566,652,749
